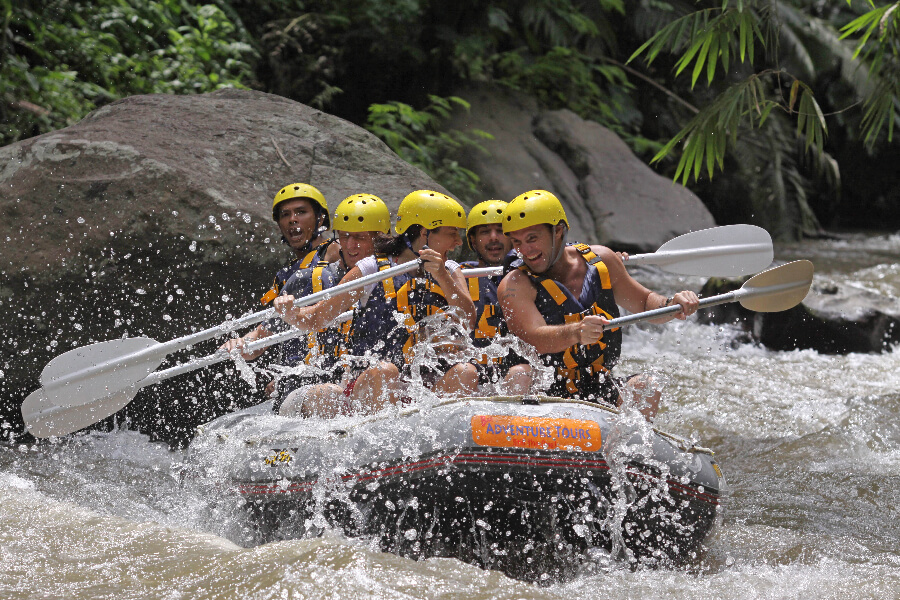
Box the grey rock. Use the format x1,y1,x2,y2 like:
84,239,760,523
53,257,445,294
698,273,900,354
449,85,716,251
0,89,445,443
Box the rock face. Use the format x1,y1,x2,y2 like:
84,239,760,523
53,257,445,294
450,85,716,251
698,274,900,354
0,89,445,444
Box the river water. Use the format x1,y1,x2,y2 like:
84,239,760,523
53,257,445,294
2,234,899,599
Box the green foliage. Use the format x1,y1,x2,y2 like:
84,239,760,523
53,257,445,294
0,0,256,146
630,6,764,87
497,46,632,124
3,0,896,235
365,95,494,204
840,1,900,145
624,1,867,235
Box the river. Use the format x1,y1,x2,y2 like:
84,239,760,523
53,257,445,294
2,234,898,599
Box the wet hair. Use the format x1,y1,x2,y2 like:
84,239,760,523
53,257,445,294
374,225,424,256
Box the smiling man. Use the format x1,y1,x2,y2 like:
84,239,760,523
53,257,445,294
497,190,699,417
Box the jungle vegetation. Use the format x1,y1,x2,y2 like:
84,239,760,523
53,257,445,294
2,0,899,236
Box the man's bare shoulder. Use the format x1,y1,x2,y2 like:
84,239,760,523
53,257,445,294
498,268,535,297
588,244,620,263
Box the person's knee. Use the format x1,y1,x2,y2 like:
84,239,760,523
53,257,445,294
441,363,478,393
618,374,661,419
507,364,532,378
503,363,533,394
282,383,345,418
278,387,309,417
376,362,400,380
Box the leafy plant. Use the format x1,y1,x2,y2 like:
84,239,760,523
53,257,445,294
839,1,900,146
365,95,494,204
624,1,869,236
1,0,256,146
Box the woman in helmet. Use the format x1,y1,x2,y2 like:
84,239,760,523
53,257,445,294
498,190,699,417
272,194,391,413
274,190,478,417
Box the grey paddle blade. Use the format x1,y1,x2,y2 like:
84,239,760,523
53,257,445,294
22,386,138,439
738,260,814,312
642,224,774,276
40,337,162,408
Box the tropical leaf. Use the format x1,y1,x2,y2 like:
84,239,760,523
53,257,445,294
839,1,900,145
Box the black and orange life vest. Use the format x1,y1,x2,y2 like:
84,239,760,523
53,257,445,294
520,243,622,398
460,262,505,364
259,239,336,305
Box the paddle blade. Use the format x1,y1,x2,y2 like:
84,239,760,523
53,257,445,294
652,224,773,276
40,337,162,408
739,260,814,312
21,386,138,438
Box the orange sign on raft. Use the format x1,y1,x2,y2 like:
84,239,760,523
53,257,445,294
471,415,601,452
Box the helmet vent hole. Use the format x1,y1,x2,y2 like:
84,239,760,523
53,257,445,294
358,216,364,222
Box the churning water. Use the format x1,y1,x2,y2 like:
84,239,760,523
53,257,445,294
2,235,899,599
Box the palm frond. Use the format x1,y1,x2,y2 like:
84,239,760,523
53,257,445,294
628,6,764,87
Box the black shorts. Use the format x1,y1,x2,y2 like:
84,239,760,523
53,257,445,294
473,351,530,385
547,372,638,407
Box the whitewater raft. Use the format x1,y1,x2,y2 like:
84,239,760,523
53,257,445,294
185,395,726,581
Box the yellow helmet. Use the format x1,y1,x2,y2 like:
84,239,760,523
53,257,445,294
333,194,391,234
466,200,507,249
395,190,466,235
502,190,568,234
272,183,330,228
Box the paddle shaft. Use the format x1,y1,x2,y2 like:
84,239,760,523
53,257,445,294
602,279,808,331
142,310,354,388
623,243,771,267
462,239,772,277
45,260,420,393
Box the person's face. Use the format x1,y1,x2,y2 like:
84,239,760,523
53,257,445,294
337,231,378,268
423,226,463,258
469,223,510,266
506,224,560,273
276,199,321,250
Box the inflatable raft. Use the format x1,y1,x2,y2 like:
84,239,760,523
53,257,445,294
185,395,726,581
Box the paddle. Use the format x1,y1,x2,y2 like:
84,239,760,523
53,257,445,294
601,260,813,331
23,311,355,439
463,224,773,278
36,259,421,409
24,262,812,439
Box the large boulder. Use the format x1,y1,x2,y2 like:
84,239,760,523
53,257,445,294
449,85,716,251
0,89,445,444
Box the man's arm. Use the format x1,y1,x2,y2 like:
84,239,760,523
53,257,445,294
499,270,586,354
440,268,477,330
595,244,698,322
274,266,365,330
219,323,272,360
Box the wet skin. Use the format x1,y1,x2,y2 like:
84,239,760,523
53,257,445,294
336,231,378,269
277,198,323,257
469,223,511,266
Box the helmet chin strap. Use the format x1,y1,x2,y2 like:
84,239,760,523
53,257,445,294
547,224,568,270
